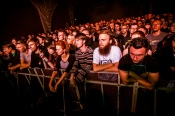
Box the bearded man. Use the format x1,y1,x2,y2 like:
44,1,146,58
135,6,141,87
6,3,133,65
93,30,122,72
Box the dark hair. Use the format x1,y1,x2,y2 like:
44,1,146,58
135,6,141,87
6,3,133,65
131,30,145,38
129,37,149,50
27,37,39,44
16,39,26,46
157,33,175,50
44,37,54,48
75,33,89,46
2,43,16,50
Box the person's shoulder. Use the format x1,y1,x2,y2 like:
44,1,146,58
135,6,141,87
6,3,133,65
16,49,20,53
146,33,152,38
111,45,122,53
87,46,94,52
160,31,169,36
119,54,130,64
93,46,99,52
112,45,120,50
145,55,159,62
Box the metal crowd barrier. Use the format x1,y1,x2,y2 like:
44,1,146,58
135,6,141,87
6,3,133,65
14,67,157,116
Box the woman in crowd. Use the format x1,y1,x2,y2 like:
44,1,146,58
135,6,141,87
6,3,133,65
48,40,75,92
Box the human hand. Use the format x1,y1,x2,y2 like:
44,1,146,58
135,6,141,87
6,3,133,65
8,67,14,70
49,84,56,92
39,52,45,58
170,67,175,71
10,70,13,74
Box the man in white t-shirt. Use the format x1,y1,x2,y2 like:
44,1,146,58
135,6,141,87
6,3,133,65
93,30,122,81
16,40,32,70
93,30,122,73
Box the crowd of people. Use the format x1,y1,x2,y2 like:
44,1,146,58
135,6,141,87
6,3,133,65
0,12,175,116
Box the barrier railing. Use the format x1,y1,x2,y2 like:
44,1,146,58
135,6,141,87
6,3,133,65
85,70,147,116
14,67,157,116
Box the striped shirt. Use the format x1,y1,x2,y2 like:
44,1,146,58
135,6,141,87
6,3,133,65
70,46,93,82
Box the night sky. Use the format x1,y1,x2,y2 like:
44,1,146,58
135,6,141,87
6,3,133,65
0,0,174,44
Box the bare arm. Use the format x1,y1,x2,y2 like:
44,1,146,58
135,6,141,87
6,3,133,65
20,59,31,70
8,64,21,71
103,62,119,72
129,71,159,90
49,71,58,92
55,72,68,90
118,69,137,84
93,63,113,72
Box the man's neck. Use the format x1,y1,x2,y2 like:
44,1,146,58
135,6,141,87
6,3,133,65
35,48,40,54
24,49,28,54
11,49,15,54
122,32,127,37
153,30,161,36
80,45,87,53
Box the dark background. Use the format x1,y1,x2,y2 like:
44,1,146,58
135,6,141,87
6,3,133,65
0,0,174,44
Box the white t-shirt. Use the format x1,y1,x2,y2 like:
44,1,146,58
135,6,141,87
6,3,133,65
93,45,122,65
20,49,32,64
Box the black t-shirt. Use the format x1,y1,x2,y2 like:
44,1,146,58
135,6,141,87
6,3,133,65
118,54,160,77
9,49,20,66
30,52,44,68
56,54,75,73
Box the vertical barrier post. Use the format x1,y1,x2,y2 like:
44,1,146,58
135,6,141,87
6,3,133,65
131,82,139,113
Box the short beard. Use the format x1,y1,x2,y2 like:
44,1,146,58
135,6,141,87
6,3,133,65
99,43,111,56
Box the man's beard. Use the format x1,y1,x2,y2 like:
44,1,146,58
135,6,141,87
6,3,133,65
99,43,111,56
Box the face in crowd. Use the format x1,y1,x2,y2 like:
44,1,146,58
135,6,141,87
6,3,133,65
129,37,149,64
55,40,68,56
98,32,112,56
152,20,162,32
28,41,37,52
16,43,26,53
129,46,147,64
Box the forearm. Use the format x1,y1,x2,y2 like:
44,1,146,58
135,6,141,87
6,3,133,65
93,63,113,72
9,64,21,70
129,71,155,90
49,71,57,85
103,65,119,72
20,63,30,69
55,72,67,86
